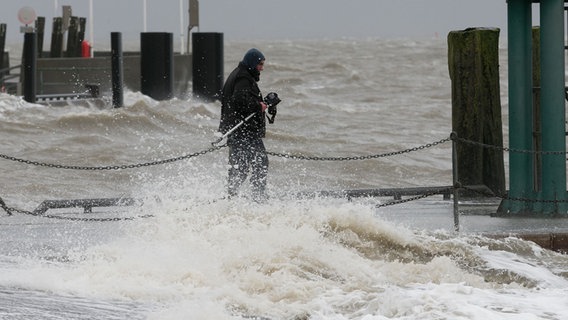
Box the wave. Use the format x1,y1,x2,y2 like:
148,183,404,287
1,195,566,319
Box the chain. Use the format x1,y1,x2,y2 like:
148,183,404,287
267,137,451,161
0,196,12,215
454,136,568,155
460,185,568,204
375,187,454,208
0,145,226,170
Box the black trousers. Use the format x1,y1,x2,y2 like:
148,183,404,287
227,138,269,199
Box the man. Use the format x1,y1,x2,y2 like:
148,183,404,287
219,48,277,201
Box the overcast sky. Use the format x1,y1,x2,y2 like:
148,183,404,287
1,0,515,46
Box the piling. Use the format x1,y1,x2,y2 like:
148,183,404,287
0,23,6,79
447,28,505,196
111,32,124,108
23,32,37,103
78,17,86,45
50,17,63,58
66,16,80,57
140,32,174,100
35,17,45,58
192,32,224,101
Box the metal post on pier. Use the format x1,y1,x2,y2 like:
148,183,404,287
192,32,223,101
140,32,174,100
23,32,37,103
111,32,123,108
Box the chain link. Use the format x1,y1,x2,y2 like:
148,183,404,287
267,137,451,161
375,187,454,208
0,145,226,170
454,136,568,155
460,185,568,204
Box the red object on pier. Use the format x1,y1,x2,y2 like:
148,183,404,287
81,40,91,58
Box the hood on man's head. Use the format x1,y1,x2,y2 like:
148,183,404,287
242,48,265,70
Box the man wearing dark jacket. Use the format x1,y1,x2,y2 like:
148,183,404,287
219,48,269,201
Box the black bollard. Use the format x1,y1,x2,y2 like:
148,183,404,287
111,32,124,108
23,32,37,103
140,32,174,100
192,32,223,101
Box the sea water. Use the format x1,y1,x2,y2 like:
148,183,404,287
1,38,567,319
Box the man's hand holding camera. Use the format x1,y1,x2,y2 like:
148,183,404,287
264,92,281,123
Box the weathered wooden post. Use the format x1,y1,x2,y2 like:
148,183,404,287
0,23,6,80
78,17,86,45
448,28,505,196
35,17,45,58
50,17,63,58
66,16,79,57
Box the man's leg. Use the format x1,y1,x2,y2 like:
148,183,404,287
250,139,269,201
228,144,251,197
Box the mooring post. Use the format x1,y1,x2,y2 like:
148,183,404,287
447,27,505,197
23,32,37,103
35,17,45,58
0,23,6,80
50,17,63,58
66,16,79,57
192,32,224,101
111,32,124,108
140,32,174,100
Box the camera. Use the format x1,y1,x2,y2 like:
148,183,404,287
264,92,280,116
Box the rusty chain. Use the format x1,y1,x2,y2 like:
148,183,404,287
267,137,451,161
4,133,568,220
0,144,226,170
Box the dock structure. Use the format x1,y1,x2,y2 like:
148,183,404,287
501,0,567,215
0,1,218,102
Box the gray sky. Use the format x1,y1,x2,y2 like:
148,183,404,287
1,0,511,45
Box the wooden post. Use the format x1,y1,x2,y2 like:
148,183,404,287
50,17,63,58
0,23,6,80
448,28,506,196
66,16,79,57
35,17,45,58
78,17,86,46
